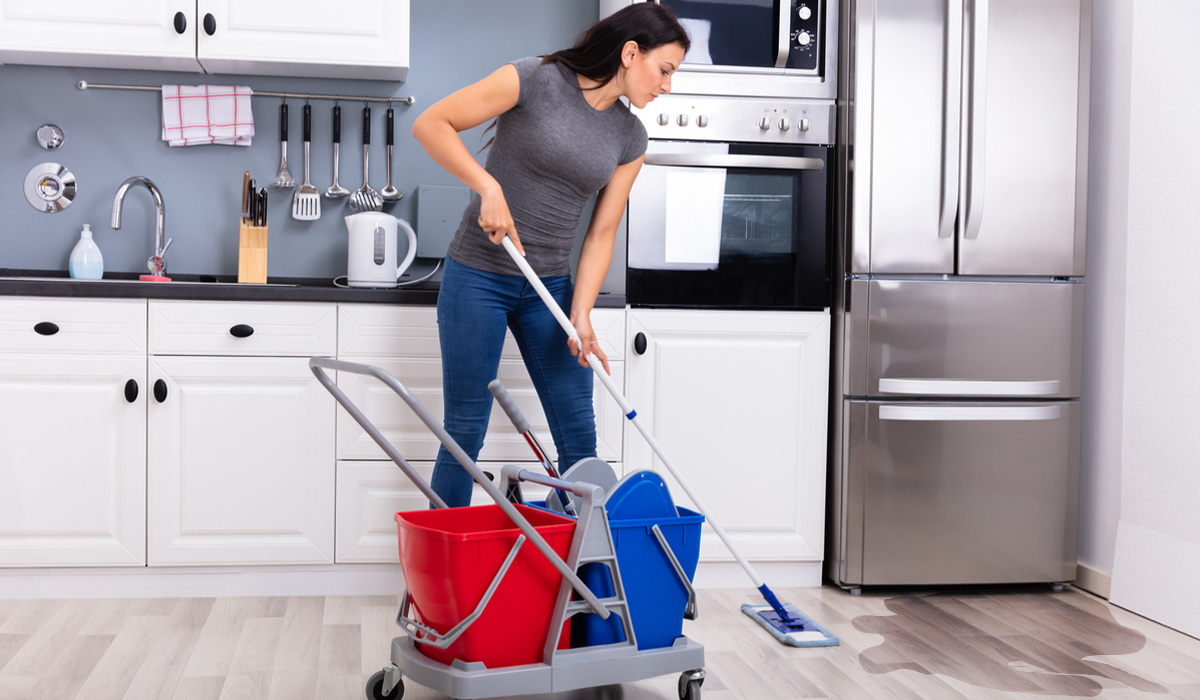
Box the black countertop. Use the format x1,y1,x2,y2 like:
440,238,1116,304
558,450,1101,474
0,266,627,308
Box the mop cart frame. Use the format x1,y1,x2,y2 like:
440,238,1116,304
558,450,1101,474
310,358,706,700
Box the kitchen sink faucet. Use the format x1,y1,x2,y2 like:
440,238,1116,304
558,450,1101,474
111,176,172,278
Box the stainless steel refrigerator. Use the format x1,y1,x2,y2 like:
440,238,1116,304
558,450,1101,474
827,0,1092,589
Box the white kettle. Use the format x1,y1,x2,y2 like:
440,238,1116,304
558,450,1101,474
345,212,418,288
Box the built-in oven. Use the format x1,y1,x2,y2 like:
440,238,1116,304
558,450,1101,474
599,0,838,99
626,94,834,310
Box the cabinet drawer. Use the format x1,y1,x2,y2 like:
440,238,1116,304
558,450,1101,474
0,297,145,355
339,304,626,360
149,300,336,356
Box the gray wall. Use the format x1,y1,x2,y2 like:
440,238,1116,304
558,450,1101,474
0,1,598,281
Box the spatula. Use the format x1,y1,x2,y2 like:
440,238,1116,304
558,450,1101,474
349,105,383,214
272,102,295,189
292,104,320,220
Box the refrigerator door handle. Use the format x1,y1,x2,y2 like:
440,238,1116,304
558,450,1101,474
774,0,790,68
880,405,1061,422
938,0,964,239
962,0,989,240
878,378,1061,397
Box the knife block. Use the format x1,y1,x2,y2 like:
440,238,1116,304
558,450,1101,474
238,218,268,284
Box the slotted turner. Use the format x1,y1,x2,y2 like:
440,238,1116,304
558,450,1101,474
292,103,320,220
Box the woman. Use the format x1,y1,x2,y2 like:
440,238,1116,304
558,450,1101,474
412,4,690,507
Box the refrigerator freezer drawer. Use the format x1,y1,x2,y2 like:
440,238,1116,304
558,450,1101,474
834,399,1080,587
843,278,1084,398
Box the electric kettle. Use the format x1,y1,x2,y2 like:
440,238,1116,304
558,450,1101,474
345,212,418,288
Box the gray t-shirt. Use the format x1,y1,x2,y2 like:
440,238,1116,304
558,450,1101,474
447,56,648,277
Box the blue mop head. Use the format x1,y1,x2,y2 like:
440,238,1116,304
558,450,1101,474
741,602,840,647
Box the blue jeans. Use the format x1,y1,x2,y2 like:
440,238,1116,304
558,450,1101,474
430,255,596,507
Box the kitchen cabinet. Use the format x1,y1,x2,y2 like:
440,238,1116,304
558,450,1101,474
0,298,147,567
0,0,409,81
333,304,626,563
145,300,337,566
625,309,831,565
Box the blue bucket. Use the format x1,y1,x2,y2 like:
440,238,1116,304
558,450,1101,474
534,471,705,650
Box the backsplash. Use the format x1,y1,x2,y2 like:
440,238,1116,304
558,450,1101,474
0,1,598,282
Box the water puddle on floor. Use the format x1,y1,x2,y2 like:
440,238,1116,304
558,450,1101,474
851,591,1167,696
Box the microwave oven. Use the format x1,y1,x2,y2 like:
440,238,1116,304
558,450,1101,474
599,0,838,100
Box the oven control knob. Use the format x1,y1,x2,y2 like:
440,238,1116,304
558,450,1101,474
799,118,811,132
798,5,813,20
697,115,709,128
779,118,791,131
657,113,670,126
677,114,689,127
797,31,812,47
758,116,772,131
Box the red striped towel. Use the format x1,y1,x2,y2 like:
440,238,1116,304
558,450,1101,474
161,85,254,147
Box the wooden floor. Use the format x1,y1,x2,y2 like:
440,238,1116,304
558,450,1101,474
2,585,1199,700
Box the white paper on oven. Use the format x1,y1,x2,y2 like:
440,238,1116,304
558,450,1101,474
665,168,725,267
678,18,714,64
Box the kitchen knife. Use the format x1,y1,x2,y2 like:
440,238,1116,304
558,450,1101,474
248,178,257,224
259,189,268,226
241,170,251,218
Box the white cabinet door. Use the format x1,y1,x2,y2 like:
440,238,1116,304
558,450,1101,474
147,356,335,565
0,355,146,566
625,309,831,563
195,0,410,80
0,0,200,72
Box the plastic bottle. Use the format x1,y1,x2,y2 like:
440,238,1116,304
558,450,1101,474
69,224,104,280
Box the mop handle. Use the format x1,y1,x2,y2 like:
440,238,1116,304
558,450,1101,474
500,236,767,590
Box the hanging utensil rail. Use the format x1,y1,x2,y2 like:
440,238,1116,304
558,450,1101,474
76,80,414,105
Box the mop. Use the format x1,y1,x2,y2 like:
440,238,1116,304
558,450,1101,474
500,237,838,647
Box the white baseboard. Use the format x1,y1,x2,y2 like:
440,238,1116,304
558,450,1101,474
693,561,823,589
0,560,824,600
1074,562,1113,599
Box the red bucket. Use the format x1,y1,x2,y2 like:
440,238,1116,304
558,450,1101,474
395,504,576,668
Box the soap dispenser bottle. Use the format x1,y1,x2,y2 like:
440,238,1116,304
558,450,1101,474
69,224,104,280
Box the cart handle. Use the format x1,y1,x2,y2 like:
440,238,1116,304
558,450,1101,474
309,357,611,619
652,524,698,621
396,535,527,648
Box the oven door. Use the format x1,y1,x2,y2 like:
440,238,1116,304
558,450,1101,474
627,141,831,310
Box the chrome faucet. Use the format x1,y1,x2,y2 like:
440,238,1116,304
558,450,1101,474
112,176,172,278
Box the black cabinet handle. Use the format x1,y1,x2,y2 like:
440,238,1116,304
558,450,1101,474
203,12,216,35
634,332,648,355
34,321,59,336
229,324,255,338
173,11,187,34
154,379,168,403
125,379,139,403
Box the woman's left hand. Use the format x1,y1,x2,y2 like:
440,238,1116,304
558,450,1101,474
569,312,610,375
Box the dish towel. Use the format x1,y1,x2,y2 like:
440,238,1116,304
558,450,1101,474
161,85,255,147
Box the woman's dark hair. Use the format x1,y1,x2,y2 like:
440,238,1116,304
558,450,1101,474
543,4,691,87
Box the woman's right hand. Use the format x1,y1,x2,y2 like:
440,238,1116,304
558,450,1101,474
480,184,525,255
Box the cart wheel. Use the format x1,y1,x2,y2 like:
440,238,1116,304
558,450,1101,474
366,670,404,700
681,679,701,700
678,670,704,700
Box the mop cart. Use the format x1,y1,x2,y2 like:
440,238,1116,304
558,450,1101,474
310,358,706,700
